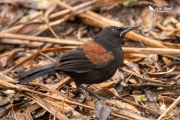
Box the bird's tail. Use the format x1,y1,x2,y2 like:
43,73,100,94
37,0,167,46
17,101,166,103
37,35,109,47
18,64,56,84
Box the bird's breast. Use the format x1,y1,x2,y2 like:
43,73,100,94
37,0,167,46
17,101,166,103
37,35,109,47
113,46,124,67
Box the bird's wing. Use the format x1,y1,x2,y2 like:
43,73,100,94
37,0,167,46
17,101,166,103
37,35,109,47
79,41,114,68
55,42,114,73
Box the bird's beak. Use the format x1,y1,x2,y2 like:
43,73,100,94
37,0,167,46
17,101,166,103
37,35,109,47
120,26,139,39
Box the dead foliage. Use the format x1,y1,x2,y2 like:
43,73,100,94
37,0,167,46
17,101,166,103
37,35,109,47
0,0,180,120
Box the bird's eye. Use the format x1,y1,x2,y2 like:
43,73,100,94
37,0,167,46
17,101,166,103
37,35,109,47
114,30,119,34
111,27,119,35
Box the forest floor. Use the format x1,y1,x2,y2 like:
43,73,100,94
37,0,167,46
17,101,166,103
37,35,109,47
0,0,180,120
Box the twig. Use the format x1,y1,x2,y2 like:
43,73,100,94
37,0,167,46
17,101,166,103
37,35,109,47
1,11,43,33
0,73,18,84
44,4,59,39
122,47,180,55
121,67,165,84
157,96,180,120
115,95,160,115
110,108,136,120
27,93,70,120
110,107,151,120
52,0,73,10
0,33,83,45
123,83,174,88
49,0,97,19
29,77,72,90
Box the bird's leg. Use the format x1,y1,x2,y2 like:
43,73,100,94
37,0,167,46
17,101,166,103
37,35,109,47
77,84,102,100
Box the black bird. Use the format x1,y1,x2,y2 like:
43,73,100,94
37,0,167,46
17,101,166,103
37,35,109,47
18,26,138,99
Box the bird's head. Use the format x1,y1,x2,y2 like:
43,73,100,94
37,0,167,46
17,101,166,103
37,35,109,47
108,26,139,43
95,26,139,47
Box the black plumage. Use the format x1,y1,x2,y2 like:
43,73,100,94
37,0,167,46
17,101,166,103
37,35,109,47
18,26,138,99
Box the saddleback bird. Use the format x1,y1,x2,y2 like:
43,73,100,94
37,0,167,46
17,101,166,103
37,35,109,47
19,26,138,99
